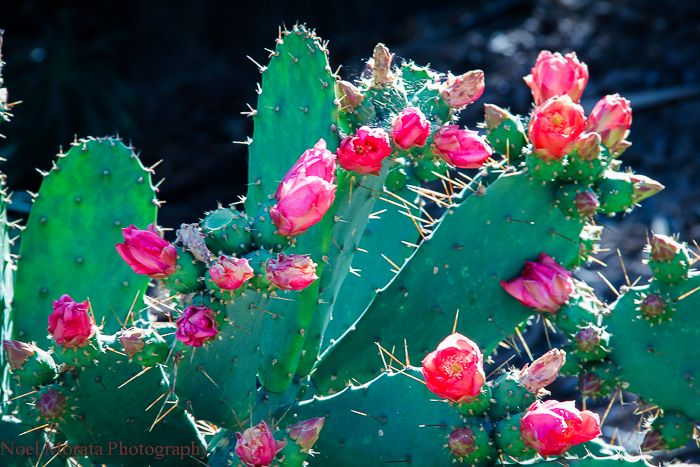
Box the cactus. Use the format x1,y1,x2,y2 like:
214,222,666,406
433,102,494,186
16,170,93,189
0,23,697,467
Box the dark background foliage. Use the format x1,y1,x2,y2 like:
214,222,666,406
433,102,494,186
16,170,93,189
2,0,700,458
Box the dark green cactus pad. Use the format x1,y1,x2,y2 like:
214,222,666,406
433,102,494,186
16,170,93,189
312,172,583,394
455,384,493,416
263,167,388,390
486,116,528,162
244,24,339,212
47,341,205,466
201,208,252,256
0,417,63,467
494,412,535,458
12,137,157,344
283,369,466,467
651,411,694,450
488,371,535,420
603,273,700,420
161,247,206,294
578,360,619,398
171,291,267,428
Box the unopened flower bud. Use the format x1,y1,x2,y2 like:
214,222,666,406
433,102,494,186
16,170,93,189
266,253,319,291
336,80,364,111
118,329,147,358
640,294,666,319
209,256,254,290
287,417,325,452
574,132,601,161
630,175,664,204
575,326,601,353
519,348,566,394
48,294,97,349
650,234,681,261
3,340,35,370
574,191,600,217
36,388,68,420
441,70,485,108
235,420,287,467
448,427,477,457
586,94,632,155
392,107,430,149
175,306,219,347
501,253,574,314
524,51,589,106
370,43,394,85
484,104,512,130
578,372,604,397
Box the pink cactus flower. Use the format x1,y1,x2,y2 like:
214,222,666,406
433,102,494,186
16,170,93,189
433,125,493,169
209,256,254,290
528,95,586,161
337,126,392,175
586,94,632,155
520,399,601,457
48,295,97,348
235,420,287,467
270,139,337,237
421,333,485,404
2,340,36,370
116,223,178,279
392,107,430,149
524,51,589,107
441,70,485,108
287,417,325,453
265,253,319,291
501,253,574,314
519,349,566,394
175,306,218,347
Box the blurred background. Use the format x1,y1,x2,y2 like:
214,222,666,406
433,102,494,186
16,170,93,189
2,0,700,460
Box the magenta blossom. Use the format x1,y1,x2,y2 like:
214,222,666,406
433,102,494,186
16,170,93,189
235,420,287,467
433,125,493,169
586,94,632,155
265,253,318,291
116,223,178,279
175,306,218,347
209,256,254,290
48,294,97,348
501,253,574,314
270,139,337,237
337,126,391,175
524,51,589,107
392,107,430,149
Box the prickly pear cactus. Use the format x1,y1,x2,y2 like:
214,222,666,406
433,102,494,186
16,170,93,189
1,24,696,467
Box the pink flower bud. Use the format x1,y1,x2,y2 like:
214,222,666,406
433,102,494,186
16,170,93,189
287,417,325,452
528,95,586,161
175,305,218,347
209,256,254,290
118,329,147,358
370,43,394,85
448,427,477,457
433,126,493,169
520,348,566,394
3,340,36,370
501,253,574,314
650,234,682,261
235,420,287,467
630,174,664,204
578,372,604,397
336,80,364,112
586,94,632,155
574,132,601,161
265,253,318,291
36,388,68,420
48,295,97,348
271,139,337,237
574,191,600,217
524,51,589,107
421,333,485,404
392,107,430,149
484,104,514,130
116,223,178,279
337,126,392,175
441,70,485,108
520,400,601,457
